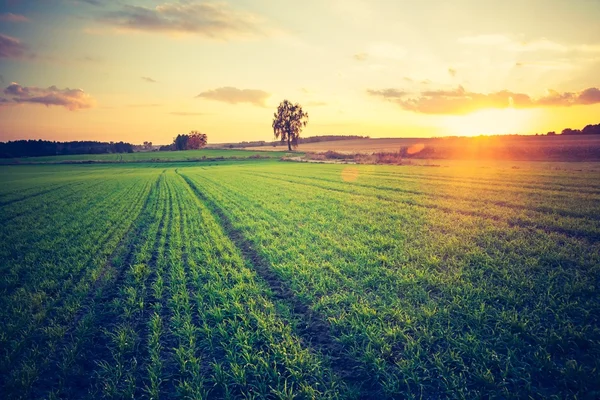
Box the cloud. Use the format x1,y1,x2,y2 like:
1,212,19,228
353,52,367,61
537,88,600,106
169,111,204,116
142,76,157,83
0,33,27,59
577,88,600,105
448,68,457,77
421,86,469,97
101,2,266,39
367,85,600,114
2,82,95,110
79,0,105,5
196,86,270,107
366,88,409,99
0,13,29,22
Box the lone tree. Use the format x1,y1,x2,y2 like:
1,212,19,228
272,100,309,151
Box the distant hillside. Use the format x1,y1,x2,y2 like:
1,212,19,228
244,124,600,161
250,135,600,161
209,135,369,149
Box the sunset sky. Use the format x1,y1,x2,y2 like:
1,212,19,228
1,0,599,144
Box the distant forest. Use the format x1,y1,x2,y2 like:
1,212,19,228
557,123,600,136
0,140,134,158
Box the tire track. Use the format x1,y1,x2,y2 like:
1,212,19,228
28,174,163,399
177,171,384,399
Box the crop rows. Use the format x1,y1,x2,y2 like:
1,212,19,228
179,162,600,398
1,162,599,399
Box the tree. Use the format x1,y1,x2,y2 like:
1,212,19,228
173,134,189,151
561,128,580,135
172,131,208,151
272,100,309,151
582,124,600,135
187,131,208,149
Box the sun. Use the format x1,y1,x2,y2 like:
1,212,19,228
443,107,532,136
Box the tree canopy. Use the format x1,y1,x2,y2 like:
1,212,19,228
272,100,309,151
0,140,133,158
170,131,208,151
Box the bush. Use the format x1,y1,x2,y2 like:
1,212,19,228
324,151,351,160
374,151,404,164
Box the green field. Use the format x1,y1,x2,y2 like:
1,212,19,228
3,149,294,164
1,160,599,399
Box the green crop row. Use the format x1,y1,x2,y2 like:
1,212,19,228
179,162,600,398
1,161,599,399
0,168,159,398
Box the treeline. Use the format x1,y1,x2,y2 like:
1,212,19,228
0,140,134,158
159,131,207,151
220,135,369,148
560,123,600,136
299,135,368,143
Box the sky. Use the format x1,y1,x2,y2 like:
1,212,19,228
0,0,599,144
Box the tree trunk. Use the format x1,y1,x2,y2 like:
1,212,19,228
287,137,292,151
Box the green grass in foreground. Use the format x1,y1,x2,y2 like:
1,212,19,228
0,160,599,399
4,148,295,163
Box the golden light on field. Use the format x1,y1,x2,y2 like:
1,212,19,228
443,108,533,137
407,143,425,155
341,167,360,182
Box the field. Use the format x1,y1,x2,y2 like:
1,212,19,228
2,149,293,164
1,160,599,399
245,135,600,161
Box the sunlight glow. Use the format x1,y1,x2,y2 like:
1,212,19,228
443,107,533,136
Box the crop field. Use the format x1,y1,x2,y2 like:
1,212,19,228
2,149,293,164
247,135,600,161
1,160,599,399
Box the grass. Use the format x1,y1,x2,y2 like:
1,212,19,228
2,148,296,164
1,160,599,399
